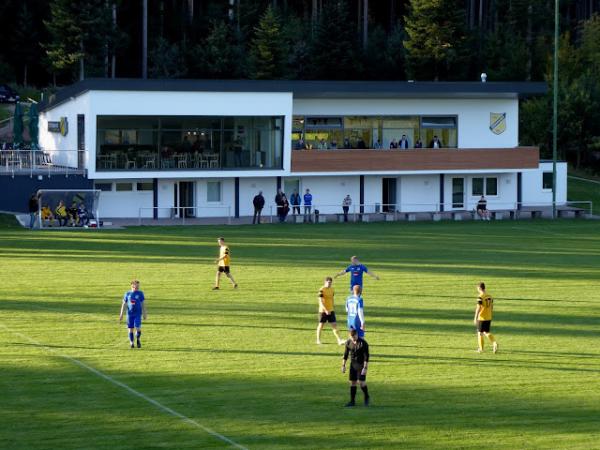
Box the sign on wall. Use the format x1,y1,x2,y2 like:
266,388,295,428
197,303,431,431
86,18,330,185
48,117,68,136
489,113,506,135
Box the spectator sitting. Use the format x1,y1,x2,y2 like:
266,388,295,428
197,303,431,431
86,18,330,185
429,135,443,148
55,200,68,227
414,139,423,148
476,195,491,221
67,201,79,227
373,139,382,149
389,139,398,149
317,139,328,150
295,138,305,150
41,205,55,226
399,135,410,149
78,203,90,226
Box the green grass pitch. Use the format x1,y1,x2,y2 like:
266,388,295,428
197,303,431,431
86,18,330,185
1,219,599,449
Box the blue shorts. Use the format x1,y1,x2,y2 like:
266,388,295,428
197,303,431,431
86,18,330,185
348,325,365,338
127,315,142,329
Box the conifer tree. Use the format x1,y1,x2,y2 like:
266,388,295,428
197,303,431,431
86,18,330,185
249,6,285,79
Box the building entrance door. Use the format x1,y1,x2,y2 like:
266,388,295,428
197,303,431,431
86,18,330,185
382,178,397,212
452,178,465,209
178,181,196,217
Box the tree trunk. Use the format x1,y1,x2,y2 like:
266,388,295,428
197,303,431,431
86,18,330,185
188,0,193,22
312,0,317,34
526,4,532,81
23,65,28,87
79,39,85,81
363,0,368,50
112,3,116,78
390,0,395,30
142,0,148,79
357,0,361,34
469,0,475,29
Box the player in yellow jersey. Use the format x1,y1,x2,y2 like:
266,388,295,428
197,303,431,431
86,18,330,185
473,282,498,353
213,237,238,290
316,277,345,345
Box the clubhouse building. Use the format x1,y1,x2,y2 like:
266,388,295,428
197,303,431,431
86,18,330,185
37,79,565,220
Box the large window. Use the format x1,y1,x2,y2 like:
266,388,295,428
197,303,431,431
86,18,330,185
293,115,456,149
96,115,284,171
472,177,498,196
207,181,222,202
542,172,553,190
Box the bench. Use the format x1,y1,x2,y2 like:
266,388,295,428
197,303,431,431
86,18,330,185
557,208,587,219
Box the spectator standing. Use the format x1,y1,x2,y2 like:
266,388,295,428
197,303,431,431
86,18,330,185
343,138,351,149
373,139,382,149
275,189,286,223
317,139,328,150
303,188,313,223
233,136,243,166
28,191,40,229
252,191,265,224
414,139,423,148
282,193,290,222
389,139,398,149
342,195,352,222
429,135,443,148
290,190,301,215
399,135,410,149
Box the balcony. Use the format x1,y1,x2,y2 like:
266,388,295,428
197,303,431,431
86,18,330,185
290,147,539,173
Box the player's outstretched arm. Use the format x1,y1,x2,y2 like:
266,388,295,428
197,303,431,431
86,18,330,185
119,302,125,322
334,270,346,278
367,270,380,280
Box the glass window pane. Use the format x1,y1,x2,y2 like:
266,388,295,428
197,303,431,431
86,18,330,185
542,172,553,189
116,183,133,191
207,181,221,202
486,178,498,196
422,128,457,148
137,182,154,191
305,117,342,128
305,129,343,149
94,183,112,191
422,116,457,128
472,178,484,196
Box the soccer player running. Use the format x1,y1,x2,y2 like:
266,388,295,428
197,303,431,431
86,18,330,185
473,282,498,353
342,328,370,407
345,285,365,338
316,277,345,345
213,237,238,290
119,280,147,349
335,256,379,292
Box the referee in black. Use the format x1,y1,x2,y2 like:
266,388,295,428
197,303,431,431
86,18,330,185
342,328,370,407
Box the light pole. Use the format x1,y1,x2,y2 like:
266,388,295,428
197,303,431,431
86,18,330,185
552,0,558,218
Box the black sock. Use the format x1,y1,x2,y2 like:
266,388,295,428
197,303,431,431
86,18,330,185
136,331,141,340
350,386,357,402
128,332,134,343
361,385,369,399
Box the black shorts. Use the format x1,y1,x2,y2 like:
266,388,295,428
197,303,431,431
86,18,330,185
319,312,337,323
477,320,492,333
218,266,230,274
349,363,367,382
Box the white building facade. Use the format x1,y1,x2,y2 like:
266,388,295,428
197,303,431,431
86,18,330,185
38,79,565,219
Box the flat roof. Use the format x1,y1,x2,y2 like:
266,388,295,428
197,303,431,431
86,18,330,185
40,78,547,112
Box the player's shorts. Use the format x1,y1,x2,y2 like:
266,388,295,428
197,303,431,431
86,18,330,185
477,320,492,333
127,314,142,329
218,266,230,273
349,363,367,382
319,312,337,323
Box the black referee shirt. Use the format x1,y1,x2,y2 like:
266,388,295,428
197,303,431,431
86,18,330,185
344,338,370,365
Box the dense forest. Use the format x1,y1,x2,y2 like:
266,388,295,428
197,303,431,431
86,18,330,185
1,0,599,168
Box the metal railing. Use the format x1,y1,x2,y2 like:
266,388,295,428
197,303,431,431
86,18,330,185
0,149,86,177
137,206,232,226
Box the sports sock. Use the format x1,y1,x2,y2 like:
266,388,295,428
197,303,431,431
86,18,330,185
136,331,141,340
128,332,134,343
361,385,369,399
350,386,357,402
478,334,484,350
487,333,496,344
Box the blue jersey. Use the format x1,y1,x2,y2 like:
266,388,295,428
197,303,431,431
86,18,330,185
123,290,145,316
303,193,312,206
345,264,368,288
345,294,364,331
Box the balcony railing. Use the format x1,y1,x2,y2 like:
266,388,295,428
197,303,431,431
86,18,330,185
0,149,86,176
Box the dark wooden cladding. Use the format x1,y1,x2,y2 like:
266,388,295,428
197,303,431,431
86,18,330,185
291,147,540,172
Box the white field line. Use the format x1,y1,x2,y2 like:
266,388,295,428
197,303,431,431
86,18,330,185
0,323,248,450
568,175,600,185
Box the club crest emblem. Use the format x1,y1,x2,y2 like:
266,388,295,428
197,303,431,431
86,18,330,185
489,113,506,135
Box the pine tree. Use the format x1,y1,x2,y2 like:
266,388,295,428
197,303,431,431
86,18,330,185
189,20,245,79
249,6,286,79
404,0,469,80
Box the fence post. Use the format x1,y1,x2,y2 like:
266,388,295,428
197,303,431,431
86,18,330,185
138,208,142,226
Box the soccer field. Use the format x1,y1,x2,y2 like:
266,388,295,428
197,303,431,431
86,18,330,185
1,219,599,449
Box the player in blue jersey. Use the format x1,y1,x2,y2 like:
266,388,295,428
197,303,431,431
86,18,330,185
335,256,379,291
119,280,147,348
345,285,365,337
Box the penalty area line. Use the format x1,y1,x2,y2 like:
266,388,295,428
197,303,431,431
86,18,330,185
0,323,247,450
